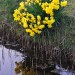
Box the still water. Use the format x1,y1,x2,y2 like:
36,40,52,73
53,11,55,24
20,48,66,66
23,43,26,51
0,45,23,75
0,45,75,75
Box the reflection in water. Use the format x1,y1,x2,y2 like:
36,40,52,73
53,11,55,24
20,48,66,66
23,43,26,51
15,60,53,75
0,45,75,75
15,62,37,75
15,62,75,75
0,45,23,75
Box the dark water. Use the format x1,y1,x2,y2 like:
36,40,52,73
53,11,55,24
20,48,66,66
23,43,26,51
0,45,75,75
0,45,23,75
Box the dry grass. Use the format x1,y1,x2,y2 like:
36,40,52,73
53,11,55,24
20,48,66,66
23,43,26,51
62,0,75,17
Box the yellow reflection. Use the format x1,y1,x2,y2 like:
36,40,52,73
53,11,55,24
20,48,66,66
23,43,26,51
14,62,37,75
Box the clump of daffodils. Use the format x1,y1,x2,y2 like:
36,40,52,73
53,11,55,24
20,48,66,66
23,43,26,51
13,0,67,37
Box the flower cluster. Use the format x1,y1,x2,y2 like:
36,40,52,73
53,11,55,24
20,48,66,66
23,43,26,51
13,0,67,37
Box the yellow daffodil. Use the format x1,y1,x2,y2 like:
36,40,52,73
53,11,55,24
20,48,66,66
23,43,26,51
13,0,68,37
61,1,67,7
48,24,52,28
26,29,32,33
53,5,60,10
52,0,59,4
37,30,42,34
38,25,45,29
23,23,28,28
19,2,24,7
37,15,41,20
30,31,35,36
45,17,49,21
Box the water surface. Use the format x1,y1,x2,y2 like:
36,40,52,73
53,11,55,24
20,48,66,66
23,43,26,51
0,45,23,75
0,45,75,75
